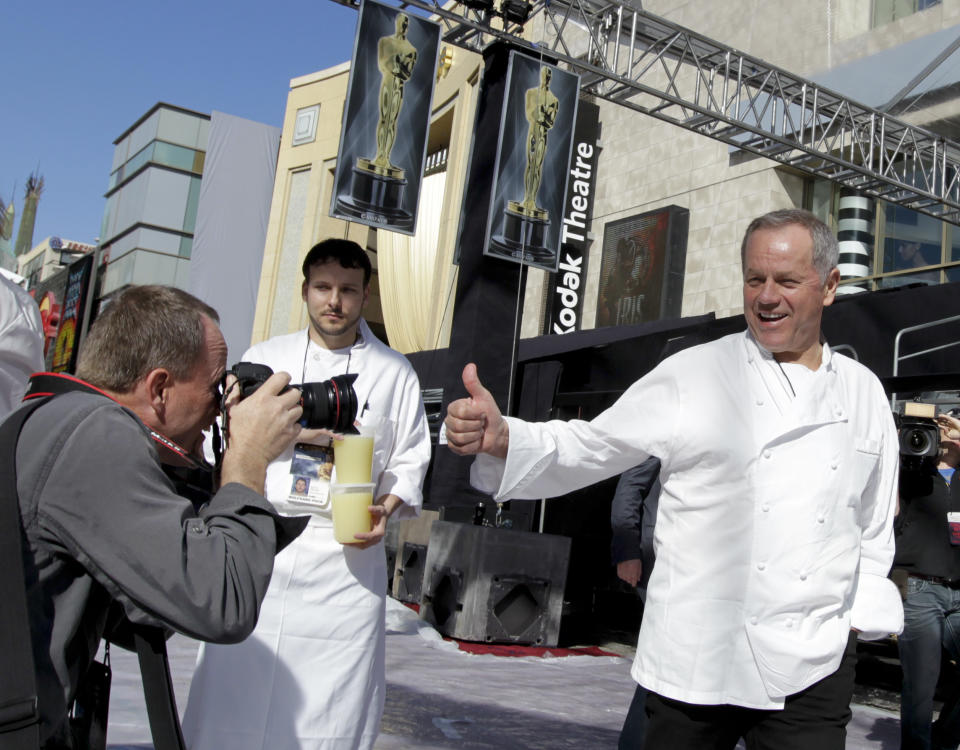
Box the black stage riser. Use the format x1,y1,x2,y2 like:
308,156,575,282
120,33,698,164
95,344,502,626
419,521,571,646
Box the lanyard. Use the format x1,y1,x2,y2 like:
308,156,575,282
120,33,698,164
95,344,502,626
301,330,352,384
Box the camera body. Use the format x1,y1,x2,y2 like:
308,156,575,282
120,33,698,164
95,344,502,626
896,401,940,467
226,362,359,433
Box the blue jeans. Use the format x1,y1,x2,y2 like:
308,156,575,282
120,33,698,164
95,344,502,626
899,576,960,750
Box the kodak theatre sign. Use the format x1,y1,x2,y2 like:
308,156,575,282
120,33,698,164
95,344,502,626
547,101,600,335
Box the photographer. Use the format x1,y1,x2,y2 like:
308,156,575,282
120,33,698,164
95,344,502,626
6,285,308,748
895,408,960,750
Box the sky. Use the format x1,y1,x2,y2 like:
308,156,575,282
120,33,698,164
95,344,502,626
2,0,361,247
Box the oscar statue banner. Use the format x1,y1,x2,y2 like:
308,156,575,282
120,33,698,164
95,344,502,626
331,0,440,235
484,53,579,273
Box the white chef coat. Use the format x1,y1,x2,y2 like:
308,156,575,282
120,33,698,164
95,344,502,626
183,320,431,750
471,331,902,709
0,274,43,419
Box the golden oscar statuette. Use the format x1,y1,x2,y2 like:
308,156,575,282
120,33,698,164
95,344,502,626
336,12,419,228
491,66,560,264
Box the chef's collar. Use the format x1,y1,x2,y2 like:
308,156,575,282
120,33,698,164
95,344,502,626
743,329,834,371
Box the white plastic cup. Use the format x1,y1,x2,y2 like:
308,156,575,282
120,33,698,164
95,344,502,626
334,421,377,483
330,482,375,544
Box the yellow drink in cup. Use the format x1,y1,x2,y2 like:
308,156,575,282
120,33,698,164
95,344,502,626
330,483,375,544
334,432,375,483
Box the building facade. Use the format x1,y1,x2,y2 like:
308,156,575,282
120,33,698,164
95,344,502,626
17,237,95,291
99,103,209,296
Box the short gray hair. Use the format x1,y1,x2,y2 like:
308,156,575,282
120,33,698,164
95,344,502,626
76,285,219,392
740,209,838,283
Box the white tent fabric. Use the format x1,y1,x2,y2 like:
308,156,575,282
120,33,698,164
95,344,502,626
377,171,458,354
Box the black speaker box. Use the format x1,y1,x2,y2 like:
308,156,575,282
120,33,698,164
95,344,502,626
395,542,428,603
390,510,439,603
420,521,571,646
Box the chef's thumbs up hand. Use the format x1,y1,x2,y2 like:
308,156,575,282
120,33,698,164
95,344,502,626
444,363,510,459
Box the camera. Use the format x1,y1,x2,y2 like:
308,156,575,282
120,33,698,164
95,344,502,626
896,401,940,466
225,362,359,432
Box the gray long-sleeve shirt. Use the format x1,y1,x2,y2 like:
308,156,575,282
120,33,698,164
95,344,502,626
14,390,305,747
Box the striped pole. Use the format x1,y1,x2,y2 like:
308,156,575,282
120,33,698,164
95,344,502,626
836,188,874,295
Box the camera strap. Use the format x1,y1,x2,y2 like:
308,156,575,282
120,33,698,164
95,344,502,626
68,642,111,750
27,373,214,473
0,398,46,749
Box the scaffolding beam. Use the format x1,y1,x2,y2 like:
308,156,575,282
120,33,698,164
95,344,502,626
329,0,960,224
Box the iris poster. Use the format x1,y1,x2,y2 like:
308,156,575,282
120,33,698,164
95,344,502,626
597,206,689,327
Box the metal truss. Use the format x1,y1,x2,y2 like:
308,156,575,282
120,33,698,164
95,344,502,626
330,0,960,224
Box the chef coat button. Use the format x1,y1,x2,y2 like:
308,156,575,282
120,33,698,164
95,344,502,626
831,461,838,470
786,618,794,628
763,449,772,459
750,616,759,625
757,562,766,571
817,515,825,524
799,572,807,581
313,353,322,360
761,504,770,513
756,398,764,406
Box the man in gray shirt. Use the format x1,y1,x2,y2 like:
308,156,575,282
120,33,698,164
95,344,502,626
9,285,308,748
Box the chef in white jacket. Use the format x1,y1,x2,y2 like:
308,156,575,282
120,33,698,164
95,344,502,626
444,209,902,750
183,238,431,750
0,273,43,418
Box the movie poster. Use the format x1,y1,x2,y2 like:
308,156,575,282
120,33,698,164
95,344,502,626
596,206,690,327
330,0,440,235
483,53,580,273
51,254,94,373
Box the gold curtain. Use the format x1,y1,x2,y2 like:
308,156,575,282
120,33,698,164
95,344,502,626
378,171,457,353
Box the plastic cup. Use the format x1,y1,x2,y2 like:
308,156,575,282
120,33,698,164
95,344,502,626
330,482,375,544
334,423,376,483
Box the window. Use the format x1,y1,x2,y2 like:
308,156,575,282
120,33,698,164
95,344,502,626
872,0,941,28
877,204,943,288
109,140,205,191
807,177,960,291
182,176,202,235
292,105,320,147
947,224,960,283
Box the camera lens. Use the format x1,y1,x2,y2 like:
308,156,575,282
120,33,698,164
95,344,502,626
297,373,359,431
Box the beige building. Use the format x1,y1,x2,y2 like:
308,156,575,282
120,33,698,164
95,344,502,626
251,0,960,352
17,237,96,291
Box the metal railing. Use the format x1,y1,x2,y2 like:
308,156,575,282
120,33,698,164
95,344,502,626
891,313,960,404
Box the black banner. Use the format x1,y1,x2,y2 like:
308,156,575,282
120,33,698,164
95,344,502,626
329,0,440,235
543,100,600,335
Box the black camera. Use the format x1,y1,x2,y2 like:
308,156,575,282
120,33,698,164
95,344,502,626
225,362,359,432
896,402,940,466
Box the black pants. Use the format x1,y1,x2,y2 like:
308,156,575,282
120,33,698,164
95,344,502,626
641,632,859,750
619,684,649,750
